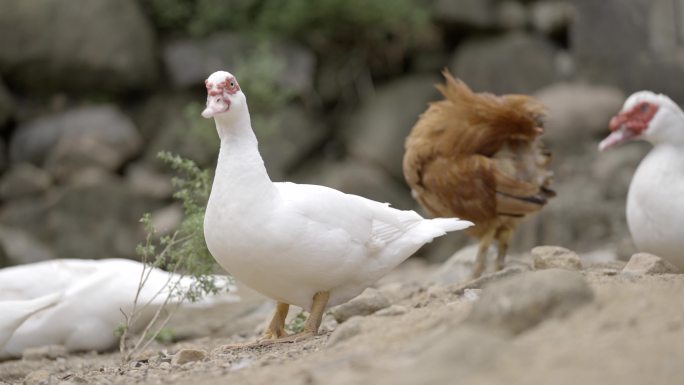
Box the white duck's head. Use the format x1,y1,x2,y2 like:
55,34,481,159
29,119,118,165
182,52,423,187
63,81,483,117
201,71,247,122
599,91,684,150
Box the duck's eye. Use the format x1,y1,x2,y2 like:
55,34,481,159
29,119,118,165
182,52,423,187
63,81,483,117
230,81,235,88
216,98,220,103
641,103,649,113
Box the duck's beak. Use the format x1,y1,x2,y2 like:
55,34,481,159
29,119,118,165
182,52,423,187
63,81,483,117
201,94,230,119
598,114,638,151
598,127,636,151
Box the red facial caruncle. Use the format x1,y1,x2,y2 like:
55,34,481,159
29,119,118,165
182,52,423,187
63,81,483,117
202,76,240,118
599,100,660,151
609,101,659,136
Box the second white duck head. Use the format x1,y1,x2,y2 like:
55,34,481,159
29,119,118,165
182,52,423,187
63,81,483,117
599,91,684,150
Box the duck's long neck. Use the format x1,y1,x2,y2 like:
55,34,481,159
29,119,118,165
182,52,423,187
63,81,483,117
209,111,277,205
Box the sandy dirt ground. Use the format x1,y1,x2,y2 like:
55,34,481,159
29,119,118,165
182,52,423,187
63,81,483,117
1,257,683,385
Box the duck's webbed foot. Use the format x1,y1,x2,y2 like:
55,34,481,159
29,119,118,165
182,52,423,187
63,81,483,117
259,291,330,345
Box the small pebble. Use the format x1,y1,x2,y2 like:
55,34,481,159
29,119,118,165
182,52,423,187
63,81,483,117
23,370,53,385
171,348,208,366
463,288,481,302
622,253,680,276
532,246,583,271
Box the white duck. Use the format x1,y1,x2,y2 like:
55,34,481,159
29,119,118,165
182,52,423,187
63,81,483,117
0,259,237,359
0,293,61,351
599,91,684,271
201,70,473,343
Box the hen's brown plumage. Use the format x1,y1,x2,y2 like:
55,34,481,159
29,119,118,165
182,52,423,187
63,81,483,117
403,71,554,278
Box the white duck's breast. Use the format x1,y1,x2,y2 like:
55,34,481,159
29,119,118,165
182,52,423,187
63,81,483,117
204,201,372,309
627,145,684,269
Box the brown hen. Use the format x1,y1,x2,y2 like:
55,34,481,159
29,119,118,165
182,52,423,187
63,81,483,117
403,71,555,278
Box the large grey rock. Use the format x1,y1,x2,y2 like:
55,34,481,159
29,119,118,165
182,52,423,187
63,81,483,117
330,288,390,323
0,179,162,260
432,0,496,28
163,32,315,95
140,98,219,168
171,348,207,366
344,74,440,180
10,105,143,177
466,269,594,334
0,0,157,93
622,253,680,275
572,0,684,104
125,163,174,199
0,77,14,127
0,163,52,199
0,225,55,265
255,107,329,181
132,92,197,144
530,1,575,35
496,1,529,30
451,33,560,94
534,82,625,150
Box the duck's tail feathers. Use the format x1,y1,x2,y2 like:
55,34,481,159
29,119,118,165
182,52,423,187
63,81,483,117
426,218,474,233
401,217,472,247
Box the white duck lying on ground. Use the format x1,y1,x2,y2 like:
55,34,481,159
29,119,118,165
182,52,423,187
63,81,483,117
201,70,473,344
0,293,61,351
0,258,237,359
599,91,684,271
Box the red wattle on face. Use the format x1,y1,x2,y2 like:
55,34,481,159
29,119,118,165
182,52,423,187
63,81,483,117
202,76,239,118
611,102,659,134
599,101,659,151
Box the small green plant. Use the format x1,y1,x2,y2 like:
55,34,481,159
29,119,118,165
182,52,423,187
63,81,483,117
154,328,176,344
118,152,229,362
285,311,307,334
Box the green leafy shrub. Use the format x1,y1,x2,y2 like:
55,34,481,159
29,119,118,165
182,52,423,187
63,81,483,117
118,151,228,362
141,0,429,50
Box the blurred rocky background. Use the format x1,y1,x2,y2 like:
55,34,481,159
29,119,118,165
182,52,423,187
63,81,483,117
0,0,680,267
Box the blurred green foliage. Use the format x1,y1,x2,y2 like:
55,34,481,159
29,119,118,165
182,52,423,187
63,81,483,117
285,310,307,334
136,151,224,302
233,43,296,112
140,0,428,51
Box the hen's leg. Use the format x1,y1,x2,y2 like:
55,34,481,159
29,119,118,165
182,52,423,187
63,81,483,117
472,230,495,279
259,302,290,341
261,291,330,344
494,227,513,271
